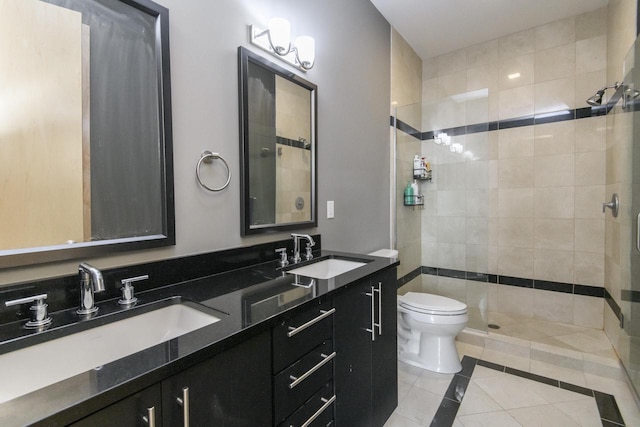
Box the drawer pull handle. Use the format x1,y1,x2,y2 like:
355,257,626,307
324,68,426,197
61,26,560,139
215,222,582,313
289,352,336,389
297,395,336,427
287,308,336,338
176,387,190,427
142,406,156,427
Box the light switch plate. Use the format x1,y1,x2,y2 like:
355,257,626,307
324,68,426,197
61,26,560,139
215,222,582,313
327,201,334,219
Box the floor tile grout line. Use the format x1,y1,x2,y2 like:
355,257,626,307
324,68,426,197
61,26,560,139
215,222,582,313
430,355,627,426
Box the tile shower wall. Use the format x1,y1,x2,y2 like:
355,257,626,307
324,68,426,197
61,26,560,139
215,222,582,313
392,29,423,282
418,8,610,329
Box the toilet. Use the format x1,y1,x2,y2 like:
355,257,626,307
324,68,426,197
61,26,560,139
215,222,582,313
397,292,468,373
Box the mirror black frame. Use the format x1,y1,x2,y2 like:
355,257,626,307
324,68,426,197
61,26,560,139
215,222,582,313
238,46,318,236
0,0,175,269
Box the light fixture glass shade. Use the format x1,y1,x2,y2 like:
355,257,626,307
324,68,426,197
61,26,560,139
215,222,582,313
295,36,315,69
268,18,291,55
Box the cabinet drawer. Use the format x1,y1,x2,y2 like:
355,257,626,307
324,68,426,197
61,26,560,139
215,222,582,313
278,381,335,427
274,340,335,423
273,301,334,373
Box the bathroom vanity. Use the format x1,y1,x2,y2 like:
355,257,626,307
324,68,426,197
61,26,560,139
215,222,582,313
0,242,398,427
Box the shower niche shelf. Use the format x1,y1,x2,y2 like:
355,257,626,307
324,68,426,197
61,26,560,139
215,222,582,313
403,195,424,207
413,168,432,182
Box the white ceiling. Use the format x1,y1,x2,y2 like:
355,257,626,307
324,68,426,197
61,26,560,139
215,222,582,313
370,0,610,59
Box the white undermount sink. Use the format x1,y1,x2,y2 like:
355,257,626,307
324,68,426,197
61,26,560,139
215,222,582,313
287,258,367,279
0,303,220,404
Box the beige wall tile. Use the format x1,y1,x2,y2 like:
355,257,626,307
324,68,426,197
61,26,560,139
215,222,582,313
576,35,607,74
575,151,606,185
497,285,533,318
535,44,576,82
466,97,490,125
533,289,574,323
535,153,575,187
466,189,490,217
535,17,576,50
438,243,466,270
437,99,466,129
391,28,422,108
534,249,575,282
575,251,605,286
534,121,575,155
466,217,489,245
535,187,575,218
535,218,575,250
575,218,605,253
500,54,534,89
575,116,606,152
466,244,489,273
499,126,534,159
466,160,490,189
437,49,467,76
498,217,534,248
576,7,607,41
534,78,576,113
437,217,466,243
437,190,466,217
438,70,467,99
467,39,499,68
499,85,535,119
498,247,534,277
498,188,535,218
575,185,606,219
499,157,535,188
573,295,604,329
437,276,467,302
500,29,535,58
422,242,437,266
467,63,500,92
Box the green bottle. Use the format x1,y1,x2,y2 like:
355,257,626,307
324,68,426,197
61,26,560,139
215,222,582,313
404,181,413,205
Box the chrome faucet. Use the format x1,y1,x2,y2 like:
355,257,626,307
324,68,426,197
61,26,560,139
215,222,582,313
77,263,105,315
291,234,315,263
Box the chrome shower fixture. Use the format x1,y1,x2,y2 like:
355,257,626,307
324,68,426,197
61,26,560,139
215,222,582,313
586,82,620,106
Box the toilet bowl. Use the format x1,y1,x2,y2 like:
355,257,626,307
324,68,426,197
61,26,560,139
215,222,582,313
397,292,468,373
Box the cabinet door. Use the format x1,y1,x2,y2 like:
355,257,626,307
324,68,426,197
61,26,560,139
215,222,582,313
371,268,398,427
68,384,162,427
333,280,373,427
162,331,272,427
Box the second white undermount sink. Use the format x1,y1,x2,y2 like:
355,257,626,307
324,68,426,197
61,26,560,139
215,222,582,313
287,258,367,279
0,303,220,404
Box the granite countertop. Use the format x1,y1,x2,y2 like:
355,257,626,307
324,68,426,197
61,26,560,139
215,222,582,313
0,250,398,427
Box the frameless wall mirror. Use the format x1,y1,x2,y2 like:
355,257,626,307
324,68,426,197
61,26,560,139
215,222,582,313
238,46,317,235
0,0,175,268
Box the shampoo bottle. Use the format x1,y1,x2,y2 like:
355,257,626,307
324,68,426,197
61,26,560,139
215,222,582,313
404,181,414,205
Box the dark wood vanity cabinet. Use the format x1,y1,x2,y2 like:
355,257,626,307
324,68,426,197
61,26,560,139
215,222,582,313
334,267,398,427
162,331,272,427
272,299,336,426
70,331,272,427
69,384,162,427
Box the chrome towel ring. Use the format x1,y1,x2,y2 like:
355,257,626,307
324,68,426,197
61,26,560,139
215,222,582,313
196,151,231,192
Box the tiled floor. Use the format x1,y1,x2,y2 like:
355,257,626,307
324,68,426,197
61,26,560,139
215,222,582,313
385,318,640,427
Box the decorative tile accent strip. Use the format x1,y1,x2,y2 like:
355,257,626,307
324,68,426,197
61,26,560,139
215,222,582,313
605,288,624,326
393,93,619,142
441,356,628,426
397,267,607,299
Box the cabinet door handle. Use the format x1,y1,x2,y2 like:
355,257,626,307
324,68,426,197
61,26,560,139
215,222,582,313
374,281,382,336
298,395,336,427
289,352,336,389
365,287,375,341
287,308,336,337
176,387,190,427
142,406,156,427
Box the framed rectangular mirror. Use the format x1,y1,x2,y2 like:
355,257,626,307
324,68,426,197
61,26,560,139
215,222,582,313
0,0,174,268
238,47,317,235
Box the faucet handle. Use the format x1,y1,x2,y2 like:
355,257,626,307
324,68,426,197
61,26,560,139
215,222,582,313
5,294,52,329
275,248,289,267
305,243,314,261
118,275,148,306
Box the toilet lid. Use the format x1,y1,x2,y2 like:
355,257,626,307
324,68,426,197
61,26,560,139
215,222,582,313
399,292,467,315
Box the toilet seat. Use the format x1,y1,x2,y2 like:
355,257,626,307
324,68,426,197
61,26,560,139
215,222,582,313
399,292,467,316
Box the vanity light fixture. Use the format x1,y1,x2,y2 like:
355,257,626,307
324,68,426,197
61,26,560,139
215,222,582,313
250,18,316,71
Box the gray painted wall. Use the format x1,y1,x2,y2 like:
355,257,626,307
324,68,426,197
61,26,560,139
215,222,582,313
0,0,391,285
